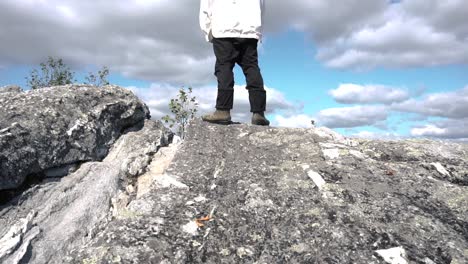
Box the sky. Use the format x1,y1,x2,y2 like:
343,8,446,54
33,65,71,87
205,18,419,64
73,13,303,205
0,0,467,140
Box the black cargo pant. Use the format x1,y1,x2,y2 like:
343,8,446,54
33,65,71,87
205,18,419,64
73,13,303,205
212,37,266,113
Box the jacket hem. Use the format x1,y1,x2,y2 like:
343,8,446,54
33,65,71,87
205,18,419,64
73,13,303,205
207,32,262,42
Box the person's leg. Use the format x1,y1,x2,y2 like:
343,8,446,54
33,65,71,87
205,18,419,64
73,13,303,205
202,38,237,124
213,38,238,110
237,38,269,126
237,38,266,113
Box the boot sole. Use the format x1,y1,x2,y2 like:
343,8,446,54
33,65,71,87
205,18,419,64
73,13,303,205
252,122,270,126
251,120,270,126
202,119,233,125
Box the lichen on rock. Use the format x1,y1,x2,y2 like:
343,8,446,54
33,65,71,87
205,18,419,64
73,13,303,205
0,85,171,264
0,84,150,190
66,119,468,263
0,85,466,263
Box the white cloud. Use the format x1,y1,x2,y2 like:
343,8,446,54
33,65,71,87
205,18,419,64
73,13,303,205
325,83,468,140
330,83,410,104
351,130,406,140
0,0,214,85
315,1,468,69
403,0,468,38
1,0,466,82
316,105,388,128
393,86,468,119
274,114,315,128
264,0,387,42
411,125,446,137
410,118,468,139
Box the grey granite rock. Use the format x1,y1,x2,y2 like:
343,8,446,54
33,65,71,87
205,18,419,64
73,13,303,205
0,85,23,94
0,84,150,190
67,119,468,263
0,120,171,264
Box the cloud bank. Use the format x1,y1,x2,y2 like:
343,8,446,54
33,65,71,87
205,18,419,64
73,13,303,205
322,83,468,139
1,0,467,84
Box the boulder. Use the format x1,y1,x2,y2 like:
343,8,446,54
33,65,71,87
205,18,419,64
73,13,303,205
1,90,467,264
67,119,468,263
0,84,150,190
0,119,171,263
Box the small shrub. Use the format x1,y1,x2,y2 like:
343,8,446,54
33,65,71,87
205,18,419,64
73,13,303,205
84,66,110,87
26,57,111,89
26,56,75,89
162,87,198,139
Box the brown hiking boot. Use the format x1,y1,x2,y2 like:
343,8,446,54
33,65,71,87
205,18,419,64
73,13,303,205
202,109,232,124
252,112,270,126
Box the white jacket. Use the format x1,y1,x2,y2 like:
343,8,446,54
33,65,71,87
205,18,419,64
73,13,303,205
199,0,265,42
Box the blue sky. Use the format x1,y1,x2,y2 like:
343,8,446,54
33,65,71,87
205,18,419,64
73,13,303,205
259,30,468,134
1,0,467,139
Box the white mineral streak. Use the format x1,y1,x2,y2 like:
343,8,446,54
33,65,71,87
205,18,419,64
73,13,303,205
194,195,207,203
182,221,199,236
430,162,450,176
137,142,179,198
0,211,36,260
375,247,408,264
155,173,189,189
209,206,217,218
306,170,326,190
349,150,366,159
172,135,182,144
66,118,88,136
236,247,254,258
319,142,345,149
9,227,40,264
423,257,436,264
0,126,11,134
213,160,225,179
322,148,340,159
238,132,248,138
203,228,211,239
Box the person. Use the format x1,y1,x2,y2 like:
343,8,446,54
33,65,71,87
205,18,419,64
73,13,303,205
199,0,270,126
